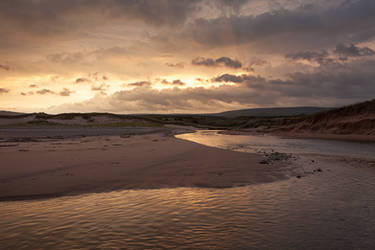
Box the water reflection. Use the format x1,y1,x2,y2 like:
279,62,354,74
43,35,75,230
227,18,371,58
176,130,375,159
1,166,375,249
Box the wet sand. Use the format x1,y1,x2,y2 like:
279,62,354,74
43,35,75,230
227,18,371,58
0,128,298,201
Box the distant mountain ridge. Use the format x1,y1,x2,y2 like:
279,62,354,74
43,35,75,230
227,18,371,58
214,107,331,118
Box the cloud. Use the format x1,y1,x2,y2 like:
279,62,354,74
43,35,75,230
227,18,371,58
36,88,73,96
161,79,186,86
213,74,250,83
29,84,38,88
75,78,90,84
171,80,186,86
216,57,242,68
91,83,108,91
2,0,375,114
127,81,151,87
0,0,203,40
20,91,34,96
59,88,74,96
285,50,332,64
249,58,267,66
0,88,9,94
192,56,242,68
36,89,56,95
185,0,375,51
47,52,87,65
286,42,375,65
73,73,109,85
334,43,375,60
243,57,268,72
48,58,375,113
165,62,184,68
211,0,249,13
0,64,10,71
192,57,215,67
89,72,107,82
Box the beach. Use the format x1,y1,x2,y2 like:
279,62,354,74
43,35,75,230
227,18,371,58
1,128,375,249
0,128,298,201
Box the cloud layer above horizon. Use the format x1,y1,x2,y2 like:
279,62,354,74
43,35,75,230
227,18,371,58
1,0,374,113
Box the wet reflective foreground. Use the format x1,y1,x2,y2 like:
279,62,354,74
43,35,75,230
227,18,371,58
1,169,375,249
1,131,375,249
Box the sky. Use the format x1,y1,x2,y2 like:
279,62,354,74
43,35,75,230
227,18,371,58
0,0,374,114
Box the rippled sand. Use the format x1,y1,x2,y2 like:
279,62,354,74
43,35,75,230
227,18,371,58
1,158,375,249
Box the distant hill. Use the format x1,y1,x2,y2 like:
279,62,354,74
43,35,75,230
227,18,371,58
0,111,25,116
278,99,375,135
214,107,331,118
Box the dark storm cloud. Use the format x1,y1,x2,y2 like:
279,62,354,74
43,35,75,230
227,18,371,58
0,88,9,94
261,59,375,100
187,0,375,51
334,43,375,60
216,57,242,68
0,0,202,38
285,50,332,64
0,0,252,31
192,57,242,68
3,0,374,58
0,64,10,71
213,74,250,83
286,42,375,65
281,66,375,100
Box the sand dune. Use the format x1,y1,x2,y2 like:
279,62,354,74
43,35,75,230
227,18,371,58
224,99,375,142
0,112,161,127
280,99,375,135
